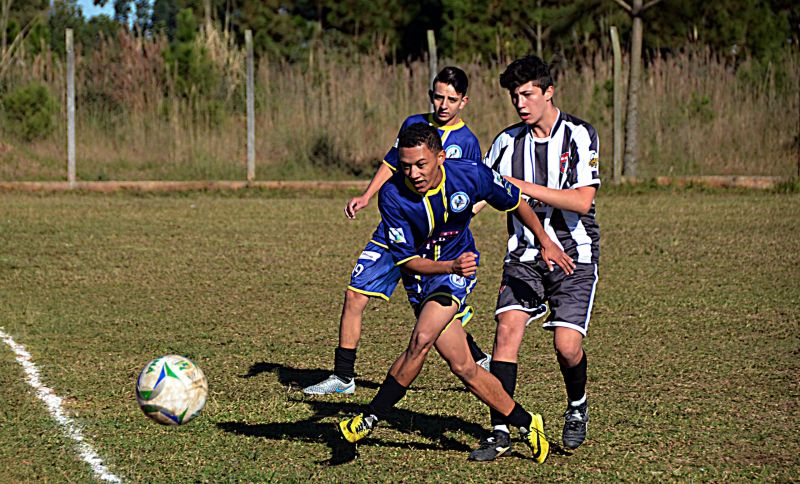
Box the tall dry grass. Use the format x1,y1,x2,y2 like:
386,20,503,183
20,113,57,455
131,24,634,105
0,28,797,181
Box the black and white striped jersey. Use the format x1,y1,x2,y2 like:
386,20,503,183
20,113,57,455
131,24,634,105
483,110,600,264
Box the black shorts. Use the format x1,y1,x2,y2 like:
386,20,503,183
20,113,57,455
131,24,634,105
495,261,598,336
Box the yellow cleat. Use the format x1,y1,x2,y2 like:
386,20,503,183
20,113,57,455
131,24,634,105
338,413,377,443
520,413,549,464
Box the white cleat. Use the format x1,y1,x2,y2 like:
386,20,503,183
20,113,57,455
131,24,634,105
476,353,492,372
303,375,355,395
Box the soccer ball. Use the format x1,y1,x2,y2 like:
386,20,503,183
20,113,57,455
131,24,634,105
135,355,208,425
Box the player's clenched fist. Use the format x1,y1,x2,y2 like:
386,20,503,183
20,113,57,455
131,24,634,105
450,252,478,277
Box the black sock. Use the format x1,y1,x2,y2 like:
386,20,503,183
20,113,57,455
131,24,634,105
489,361,518,427
333,347,357,380
560,351,587,403
367,374,407,420
505,402,533,430
465,332,485,363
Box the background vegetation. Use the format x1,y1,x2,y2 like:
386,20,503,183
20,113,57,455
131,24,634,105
0,0,798,181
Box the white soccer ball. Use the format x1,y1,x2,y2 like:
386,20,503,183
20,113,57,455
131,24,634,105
135,355,208,425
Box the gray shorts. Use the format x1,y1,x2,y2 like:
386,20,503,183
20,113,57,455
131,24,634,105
495,261,598,336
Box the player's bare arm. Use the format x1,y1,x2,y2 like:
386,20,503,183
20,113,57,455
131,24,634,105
504,176,596,215
345,162,394,219
401,252,477,277
513,201,576,275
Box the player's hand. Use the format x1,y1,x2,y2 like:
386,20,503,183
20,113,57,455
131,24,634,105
451,252,478,277
540,240,575,275
344,195,370,219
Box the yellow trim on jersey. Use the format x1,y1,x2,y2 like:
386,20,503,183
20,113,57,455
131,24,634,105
503,193,522,212
441,305,474,333
382,159,397,171
346,285,390,301
426,113,466,132
396,254,421,266
369,239,388,249
434,244,440,261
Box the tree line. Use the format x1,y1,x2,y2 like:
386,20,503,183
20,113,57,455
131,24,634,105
2,0,797,65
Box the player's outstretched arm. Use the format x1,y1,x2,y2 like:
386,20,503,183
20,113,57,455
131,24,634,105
345,163,395,219
505,176,596,215
513,202,576,275
401,252,477,277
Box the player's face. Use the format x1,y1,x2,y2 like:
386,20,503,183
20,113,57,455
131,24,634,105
398,144,445,194
510,81,554,126
429,82,468,126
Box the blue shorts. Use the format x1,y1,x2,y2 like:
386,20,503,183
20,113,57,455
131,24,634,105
348,240,414,301
407,272,477,326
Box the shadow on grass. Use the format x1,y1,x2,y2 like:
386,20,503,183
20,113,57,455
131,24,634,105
241,361,470,393
240,361,381,390
217,398,490,466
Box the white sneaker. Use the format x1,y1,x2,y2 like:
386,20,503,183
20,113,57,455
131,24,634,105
303,375,355,395
476,353,492,372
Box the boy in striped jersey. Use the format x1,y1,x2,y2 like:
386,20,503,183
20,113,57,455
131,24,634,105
304,67,493,395
470,55,600,461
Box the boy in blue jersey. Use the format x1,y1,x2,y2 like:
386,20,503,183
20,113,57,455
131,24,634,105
305,67,493,395
337,123,575,464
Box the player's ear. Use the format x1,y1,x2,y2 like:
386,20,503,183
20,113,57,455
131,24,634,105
460,95,469,108
436,149,446,164
544,85,554,102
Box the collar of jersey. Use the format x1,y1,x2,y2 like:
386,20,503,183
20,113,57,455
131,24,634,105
527,108,562,141
404,165,446,197
426,113,465,132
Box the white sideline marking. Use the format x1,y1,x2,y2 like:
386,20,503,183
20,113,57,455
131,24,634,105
0,328,122,483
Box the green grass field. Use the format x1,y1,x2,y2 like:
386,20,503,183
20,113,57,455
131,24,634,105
0,188,798,481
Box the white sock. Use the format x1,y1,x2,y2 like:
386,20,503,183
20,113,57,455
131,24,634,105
569,394,587,407
493,424,510,434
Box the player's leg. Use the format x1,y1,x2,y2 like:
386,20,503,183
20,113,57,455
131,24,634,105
402,272,491,369
304,241,398,395
471,265,546,462
339,297,456,443
435,320,548,463
542,262,597,449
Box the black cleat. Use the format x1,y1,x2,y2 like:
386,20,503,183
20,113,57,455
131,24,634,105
562,400,589,449
468,429,512,462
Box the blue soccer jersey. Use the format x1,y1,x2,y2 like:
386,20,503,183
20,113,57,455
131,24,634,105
348,114,482,302
382,113,482,171
379,159,521,276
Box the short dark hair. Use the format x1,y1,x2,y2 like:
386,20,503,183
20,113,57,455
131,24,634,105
499,55,553,93
432,66,469,95
398,123,443,154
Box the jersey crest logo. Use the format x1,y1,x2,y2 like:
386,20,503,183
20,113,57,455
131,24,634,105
449,274,467,288
388,227,406,244
450,191,470,213
358,250,382,262
560,152,569,174
588,150,599,168
444,144,463,159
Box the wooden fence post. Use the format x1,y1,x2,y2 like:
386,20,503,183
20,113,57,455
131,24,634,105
66,28,75,188
610,26,623,184
427,30,437,111
245,29,255,182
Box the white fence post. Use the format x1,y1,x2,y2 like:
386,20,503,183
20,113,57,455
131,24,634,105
245,29,255,182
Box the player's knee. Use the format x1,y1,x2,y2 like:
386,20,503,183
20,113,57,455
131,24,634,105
408,332,436,358
554,341,583,365
448,358,477,381
494,320,525,353
344,289,369,312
